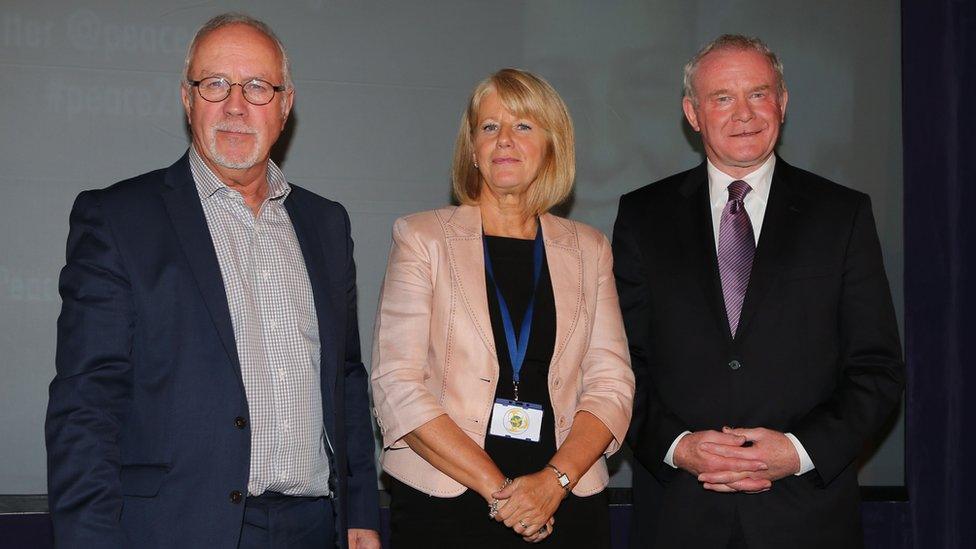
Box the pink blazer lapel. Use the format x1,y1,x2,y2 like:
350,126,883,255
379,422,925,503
539,214,583,374
443,207,584,374
444,205,497,358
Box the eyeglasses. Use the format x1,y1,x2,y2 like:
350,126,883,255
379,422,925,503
188,76,287,106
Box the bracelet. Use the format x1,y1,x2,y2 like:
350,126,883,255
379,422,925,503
487,477,513,519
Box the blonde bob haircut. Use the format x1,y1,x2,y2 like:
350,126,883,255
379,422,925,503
452,68,575,217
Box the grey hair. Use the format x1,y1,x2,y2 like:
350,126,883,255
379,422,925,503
682,34,785,105
182,13,293,90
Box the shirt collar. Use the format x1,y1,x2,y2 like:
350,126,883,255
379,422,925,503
188,145,290,201
707,153,775,207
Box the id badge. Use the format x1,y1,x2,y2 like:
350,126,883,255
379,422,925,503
489,398,543,442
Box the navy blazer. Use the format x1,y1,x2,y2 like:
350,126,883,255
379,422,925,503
45,153,379,548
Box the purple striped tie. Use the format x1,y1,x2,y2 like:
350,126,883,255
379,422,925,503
717,180,755,337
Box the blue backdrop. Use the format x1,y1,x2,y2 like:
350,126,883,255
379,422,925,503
902,0,976,546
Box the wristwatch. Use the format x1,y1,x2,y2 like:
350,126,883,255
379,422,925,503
546,463,571,491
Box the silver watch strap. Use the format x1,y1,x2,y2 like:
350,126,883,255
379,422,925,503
546,463,571,490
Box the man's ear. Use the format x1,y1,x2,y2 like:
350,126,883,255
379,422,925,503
180,84,193,125
682,96,700,132
280,89,295,127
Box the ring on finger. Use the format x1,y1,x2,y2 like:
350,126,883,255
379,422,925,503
519,519,529,529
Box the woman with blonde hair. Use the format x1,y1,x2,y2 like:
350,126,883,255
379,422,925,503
371,68,634,547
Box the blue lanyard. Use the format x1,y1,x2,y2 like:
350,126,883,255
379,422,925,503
483,226,545,401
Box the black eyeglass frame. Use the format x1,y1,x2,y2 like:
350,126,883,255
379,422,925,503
187,77,288,106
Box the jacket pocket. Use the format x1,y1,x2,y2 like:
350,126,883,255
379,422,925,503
120,464,170,497
779,264,837,281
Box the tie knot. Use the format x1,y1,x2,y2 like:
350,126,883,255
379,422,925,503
727,180,751,203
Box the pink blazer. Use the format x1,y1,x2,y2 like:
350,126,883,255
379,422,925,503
370,204,634,497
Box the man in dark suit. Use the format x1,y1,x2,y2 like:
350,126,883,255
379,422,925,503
45,13,380,549
613,34,904,548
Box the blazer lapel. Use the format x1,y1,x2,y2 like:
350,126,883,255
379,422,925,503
284,196,340,405
540,214,583,373
444,207,584,373
160,153,243,386
445,205,497,358
677,163,733,342
735,158,804,340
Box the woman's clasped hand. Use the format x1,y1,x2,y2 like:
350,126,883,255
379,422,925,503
491,469,566,541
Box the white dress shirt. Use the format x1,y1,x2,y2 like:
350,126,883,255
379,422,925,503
663,154,815,476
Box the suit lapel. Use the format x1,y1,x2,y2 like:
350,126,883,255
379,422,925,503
540,214,583,374
677,163,733,342
284,196,340,405
445,205,497,358
161,153,243,386
735,158,804,340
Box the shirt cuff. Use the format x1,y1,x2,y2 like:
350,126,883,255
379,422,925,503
664,431,692,468
784,432,815,475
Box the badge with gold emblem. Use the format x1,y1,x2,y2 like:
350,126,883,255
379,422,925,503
490,398,543,442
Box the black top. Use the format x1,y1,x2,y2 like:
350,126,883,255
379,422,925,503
483,234,557,477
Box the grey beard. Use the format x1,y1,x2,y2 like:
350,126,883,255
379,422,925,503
206,123,262,169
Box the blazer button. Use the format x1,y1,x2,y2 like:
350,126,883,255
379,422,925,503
234,416,247,429
230,490,243,504
728,360,742,371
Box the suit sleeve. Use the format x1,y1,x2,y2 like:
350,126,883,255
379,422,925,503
338,206,381,531
45,191,133,549
791,195,905,486
612,196,689,482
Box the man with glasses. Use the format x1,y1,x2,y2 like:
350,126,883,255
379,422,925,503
45,13,381,549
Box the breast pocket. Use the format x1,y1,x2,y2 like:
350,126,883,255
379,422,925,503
779,264,838,281
775,264,842,349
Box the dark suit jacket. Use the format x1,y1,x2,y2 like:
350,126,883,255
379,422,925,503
45,153,379,548
613,158,904,548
